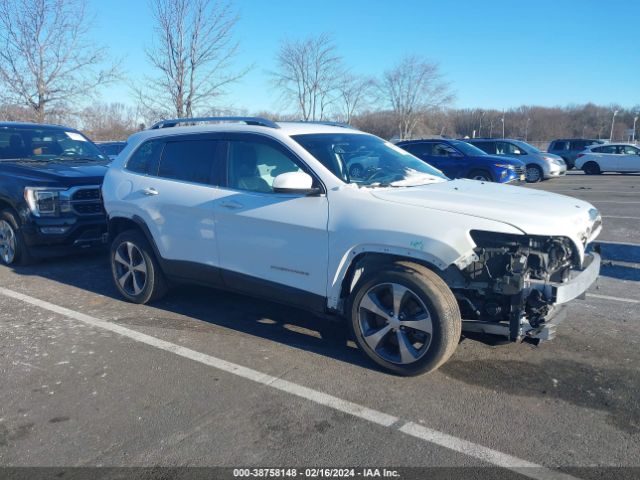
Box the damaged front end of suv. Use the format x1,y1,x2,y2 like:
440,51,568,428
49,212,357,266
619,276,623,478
444,227,601,344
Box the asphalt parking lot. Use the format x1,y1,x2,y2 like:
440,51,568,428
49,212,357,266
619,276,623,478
1,172,639,480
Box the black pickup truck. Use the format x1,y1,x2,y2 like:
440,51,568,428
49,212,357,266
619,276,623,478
0,122,110,265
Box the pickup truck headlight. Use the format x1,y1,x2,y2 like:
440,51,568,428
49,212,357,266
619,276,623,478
24,187,66,217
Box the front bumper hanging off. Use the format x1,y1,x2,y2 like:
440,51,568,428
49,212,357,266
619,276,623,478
462,252,601,343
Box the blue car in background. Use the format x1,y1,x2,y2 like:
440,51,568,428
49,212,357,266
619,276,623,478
396,139,526,183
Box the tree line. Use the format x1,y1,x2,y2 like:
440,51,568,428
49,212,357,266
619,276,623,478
0,0,637,143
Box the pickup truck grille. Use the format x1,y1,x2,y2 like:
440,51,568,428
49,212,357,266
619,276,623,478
514,166,525,177
72,188,101,201
70,187,104,216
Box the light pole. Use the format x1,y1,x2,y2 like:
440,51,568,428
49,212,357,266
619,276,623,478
524,117,530,141
609,110,618,142
501,110,505,138
633,115,638,143
478,110,485,137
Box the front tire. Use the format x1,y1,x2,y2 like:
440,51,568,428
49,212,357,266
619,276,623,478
0,209,34,266
525,164,544,183
583,161,601,175
347,261,461,376
110,229,168,304
468,170,493,182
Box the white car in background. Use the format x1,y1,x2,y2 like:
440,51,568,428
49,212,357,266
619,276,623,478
103,117,602,375
576,143,640,174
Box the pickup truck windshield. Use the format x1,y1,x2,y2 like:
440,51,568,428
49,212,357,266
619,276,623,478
292,133,448,187
0,127,106,161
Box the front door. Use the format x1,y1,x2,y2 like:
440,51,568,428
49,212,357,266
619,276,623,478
214,134,329,309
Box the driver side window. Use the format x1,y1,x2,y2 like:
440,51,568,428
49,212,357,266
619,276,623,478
227,140,302,193
432,143,459,157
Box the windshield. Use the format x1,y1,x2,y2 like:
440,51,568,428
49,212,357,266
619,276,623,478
292,133,448,187
511,140,541,154
0,127,106,161
449,140,488,157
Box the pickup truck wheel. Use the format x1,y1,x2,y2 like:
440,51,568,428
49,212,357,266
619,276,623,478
110,230,167,304
0,209,34,266
348,261,461,376
525,164,543,183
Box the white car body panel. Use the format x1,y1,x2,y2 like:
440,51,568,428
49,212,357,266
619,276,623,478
575,143,640,172
104,122,602,310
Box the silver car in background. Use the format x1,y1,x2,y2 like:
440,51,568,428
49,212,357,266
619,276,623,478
465,138,567,182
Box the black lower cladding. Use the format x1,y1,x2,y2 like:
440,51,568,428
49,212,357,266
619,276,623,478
160,258,328,314
21,215,108,258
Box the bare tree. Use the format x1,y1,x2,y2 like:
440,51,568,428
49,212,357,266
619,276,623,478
272,33,342,121
336,74,374,123
140,0,246,118
80,103,138,141
380,55,452,139
0,0,118,123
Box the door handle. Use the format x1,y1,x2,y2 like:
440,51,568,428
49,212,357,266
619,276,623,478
141,187,158,196
220,200,244,210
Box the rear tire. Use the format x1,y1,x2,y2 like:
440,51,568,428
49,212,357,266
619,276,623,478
0,209,35,266
347,261,461,376
110,229,168,304
583,161,601,175
468,170,493,182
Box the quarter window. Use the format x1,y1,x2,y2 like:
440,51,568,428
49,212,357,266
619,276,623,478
126,139,163,175
227,140,302,193
553,141,569,151
158,139,221,184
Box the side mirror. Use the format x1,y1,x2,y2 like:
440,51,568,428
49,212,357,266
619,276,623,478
273,171,320,195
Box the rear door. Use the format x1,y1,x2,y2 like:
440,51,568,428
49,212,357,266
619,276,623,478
126,134,226,276
591,145,619,171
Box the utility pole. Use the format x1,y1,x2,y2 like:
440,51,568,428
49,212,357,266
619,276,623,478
633,115,638,143
609,110,619,142
524,117,530,141
501,110,505,138
478,110,485,137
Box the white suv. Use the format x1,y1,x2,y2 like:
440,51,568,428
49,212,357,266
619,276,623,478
102,117,602,375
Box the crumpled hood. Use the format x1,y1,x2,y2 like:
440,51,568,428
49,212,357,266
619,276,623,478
370,179,601,254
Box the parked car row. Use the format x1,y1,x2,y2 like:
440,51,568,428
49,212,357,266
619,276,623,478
0,118,603,376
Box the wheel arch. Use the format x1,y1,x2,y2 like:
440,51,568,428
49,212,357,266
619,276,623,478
329,247,451,313
108,215,163,263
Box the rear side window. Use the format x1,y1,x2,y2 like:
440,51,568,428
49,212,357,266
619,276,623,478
570,141,587,150
401,143,433,156
592,145,617,154
158,139,221,185
470,141,495,154
552,141,569,151
496,142,525,155
126,139,163,175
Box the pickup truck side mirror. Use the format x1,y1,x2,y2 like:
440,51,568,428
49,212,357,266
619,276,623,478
273,171,320,195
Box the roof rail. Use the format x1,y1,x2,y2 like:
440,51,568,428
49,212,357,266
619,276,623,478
285,120,357,130
150,116,280,130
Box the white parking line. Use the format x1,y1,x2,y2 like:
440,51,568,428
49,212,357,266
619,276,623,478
0,286,577,480
586,293,640,304
602,216,640,220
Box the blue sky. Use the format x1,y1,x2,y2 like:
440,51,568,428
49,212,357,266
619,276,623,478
90,0,639,112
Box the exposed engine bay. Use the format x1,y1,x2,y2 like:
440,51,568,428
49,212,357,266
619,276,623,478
444,230,584,342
